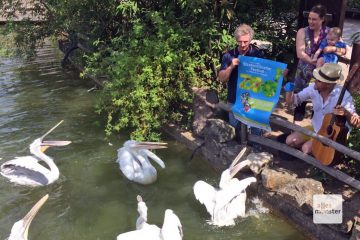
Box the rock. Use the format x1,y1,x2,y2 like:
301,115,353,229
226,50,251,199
261,168,297,191
277,178,324,214
241,152,273,175
192,87,221,137
202,118,236,143
219,143,244,167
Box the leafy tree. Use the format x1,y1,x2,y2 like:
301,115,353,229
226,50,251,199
1,0,300,140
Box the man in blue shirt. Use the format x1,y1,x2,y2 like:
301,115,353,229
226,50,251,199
218,24,264,141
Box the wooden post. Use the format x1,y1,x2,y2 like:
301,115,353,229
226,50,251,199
298,0,347,29
349,45,360,92
350,42,360,68
240,122,248,145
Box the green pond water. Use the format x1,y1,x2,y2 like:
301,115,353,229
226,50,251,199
0,43,308,240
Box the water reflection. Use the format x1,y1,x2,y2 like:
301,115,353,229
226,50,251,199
0,43,308,239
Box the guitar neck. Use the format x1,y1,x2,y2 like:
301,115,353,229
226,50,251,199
330,64,360,126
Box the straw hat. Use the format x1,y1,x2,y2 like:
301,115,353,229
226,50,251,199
313,63,344,83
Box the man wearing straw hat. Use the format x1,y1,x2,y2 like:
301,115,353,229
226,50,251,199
284,63,360,154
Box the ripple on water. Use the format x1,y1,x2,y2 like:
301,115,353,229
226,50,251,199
0,44,308,240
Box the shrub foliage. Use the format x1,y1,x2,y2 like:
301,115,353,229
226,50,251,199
2,0,300,140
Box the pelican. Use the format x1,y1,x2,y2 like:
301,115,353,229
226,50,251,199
116,195,183,240
8,194,49,240
135,195,158,231
0,120,71,186
193,147,257,226
116,140,167,184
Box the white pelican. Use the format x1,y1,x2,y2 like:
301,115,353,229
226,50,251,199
135,195,158,231
116,140,167,184
8,194,49,240
193,147,257,226
116,195,183,240
0,120,71,186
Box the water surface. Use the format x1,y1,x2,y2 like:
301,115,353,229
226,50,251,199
0,43,308,239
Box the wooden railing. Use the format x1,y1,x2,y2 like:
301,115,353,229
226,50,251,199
215,62,360,191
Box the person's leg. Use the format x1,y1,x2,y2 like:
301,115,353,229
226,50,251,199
301,140,312,154
228,112,240,128
249,126,264,152
286,131,306,148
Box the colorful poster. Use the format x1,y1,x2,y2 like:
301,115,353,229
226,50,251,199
232,56,287,131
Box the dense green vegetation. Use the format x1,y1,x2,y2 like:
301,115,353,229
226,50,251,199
348,0,360,9
1,0,300,140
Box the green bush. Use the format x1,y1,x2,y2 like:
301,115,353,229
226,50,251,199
1,0,300,140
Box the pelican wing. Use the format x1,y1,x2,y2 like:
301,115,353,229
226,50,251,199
1,156,49,176
161,209,183,240
193,180,216,215
117,148,140,181
117,225,160,240
1,156,50,186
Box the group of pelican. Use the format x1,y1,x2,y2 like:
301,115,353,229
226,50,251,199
2,121,258,239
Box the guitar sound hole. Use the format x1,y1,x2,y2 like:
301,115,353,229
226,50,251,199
326,125,333,136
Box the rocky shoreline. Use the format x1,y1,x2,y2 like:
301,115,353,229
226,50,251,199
164,88,360,240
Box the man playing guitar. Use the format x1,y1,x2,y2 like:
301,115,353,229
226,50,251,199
284,63,360,154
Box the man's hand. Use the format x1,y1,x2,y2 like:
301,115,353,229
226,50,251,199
230,58,239,68
334,105,360,128
333,105,347,116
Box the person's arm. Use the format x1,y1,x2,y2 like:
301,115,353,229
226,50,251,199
312,48,322,61
285,91,295,106
296,28,315,65
333,105,360,128
323,42,346,56
284,82,295,105
284,83,312,107
218,57,239,83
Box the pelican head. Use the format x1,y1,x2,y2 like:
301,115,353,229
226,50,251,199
219,147,250,189
8,194,49,240
123,140,167,168
30,120,71,156
117,140,167,184
136,195,148,229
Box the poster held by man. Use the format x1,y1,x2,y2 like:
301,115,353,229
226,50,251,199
232,56,287,131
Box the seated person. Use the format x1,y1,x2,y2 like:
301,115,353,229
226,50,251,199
284,63,360,154
311,27,346,67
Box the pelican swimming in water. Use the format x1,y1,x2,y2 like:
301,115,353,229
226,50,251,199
0,120,71,187
193,147,257,226
116,140,167,184
8,194,49,240
117,195,183,240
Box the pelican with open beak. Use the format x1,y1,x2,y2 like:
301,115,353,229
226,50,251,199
116,140,167,184
8,194,49,240
0,120,71,186
193,147,256,226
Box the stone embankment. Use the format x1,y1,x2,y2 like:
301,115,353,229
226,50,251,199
164,87,360,240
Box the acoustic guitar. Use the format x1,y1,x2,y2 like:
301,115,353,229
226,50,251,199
312,64,360,165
